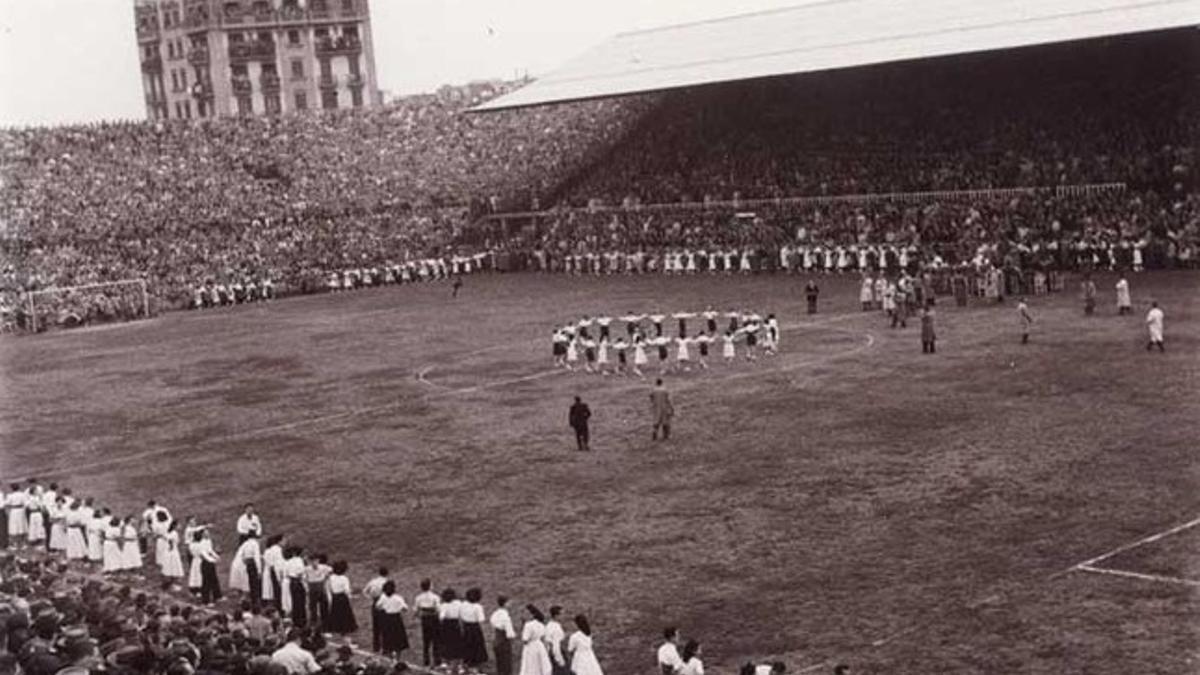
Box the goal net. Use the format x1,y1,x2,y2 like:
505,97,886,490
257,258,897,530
22,279,151,333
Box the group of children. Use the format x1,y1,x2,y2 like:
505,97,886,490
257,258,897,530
551,310,781,376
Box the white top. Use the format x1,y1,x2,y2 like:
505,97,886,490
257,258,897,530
522,619,546,644
657,643,683,669
376,593,409,614
362,576,388,600
271,643,320,675
461,601,486,624
680,657,705,675
1147,307,1164,332
490,608,516,638
236,513,262,535
328,574,351,595
440,599,463,620
414,590,441,611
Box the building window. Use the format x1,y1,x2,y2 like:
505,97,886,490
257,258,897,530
171,71,179,91
183,101,192,119
321,90,337,110
237,96,253,115
350,87,362,108
342,0,354,12
291,59,304,79
287,30,301,45
178,69,187,89
265,95,281,114
294,91,307,110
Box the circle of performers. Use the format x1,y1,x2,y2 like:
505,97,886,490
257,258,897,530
552,309,780,376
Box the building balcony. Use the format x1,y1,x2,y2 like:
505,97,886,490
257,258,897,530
183,12,211,29
314,36,362,56
228,41,276,62
190,82,213,99
232,76,253,94
318,74,337,89
141,56,163,73
260,74,281,91
186,49,210,66
136,25,161,43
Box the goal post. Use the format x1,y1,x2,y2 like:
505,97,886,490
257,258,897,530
25,278,151,333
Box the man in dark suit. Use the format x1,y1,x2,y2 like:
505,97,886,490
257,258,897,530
569,396,591,451
649,379,674,441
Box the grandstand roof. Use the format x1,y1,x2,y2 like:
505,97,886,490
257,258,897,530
473,0,1199,111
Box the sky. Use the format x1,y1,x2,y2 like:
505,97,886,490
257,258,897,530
0,0,795,126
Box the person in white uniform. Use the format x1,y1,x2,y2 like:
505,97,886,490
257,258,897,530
1146,301,1164,352
1115,275,1132,315
520,605,553,675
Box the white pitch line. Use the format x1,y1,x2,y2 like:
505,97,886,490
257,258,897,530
1072,514,1200,569
1075,564,1200,588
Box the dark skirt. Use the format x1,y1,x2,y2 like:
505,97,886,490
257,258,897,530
462,622,488,665
327,592,358,634
439,618,463,660
379,611,410,655
494,630,513,675
289,579,308,627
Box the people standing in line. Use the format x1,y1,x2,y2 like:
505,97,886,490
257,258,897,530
569,396,592,452
804,278,820,315
491,595,517,675
545,605,568,675
461,588,489,669
363,567,391,653
920,302,936,354
567,614,603,675
650,379,675,442
679,640,704,675
1146,301,1165,352
325,561,358,636
1115,275,1132,315
414,578,441,665
520,605,552,675
1017,298,1034,344
375,580,410,660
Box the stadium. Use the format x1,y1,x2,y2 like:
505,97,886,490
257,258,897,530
0,0,1198,674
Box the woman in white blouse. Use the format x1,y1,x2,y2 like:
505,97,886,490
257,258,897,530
567,614,603,675
159,520,184,580
519,604,552,675
375,580,410,659
325,560,358,635
461,588,489,668
679,639,704,675
490,595,516,675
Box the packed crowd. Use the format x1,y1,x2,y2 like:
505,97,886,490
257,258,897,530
0,481,807,675
559,34,1194,206
0,81,651,328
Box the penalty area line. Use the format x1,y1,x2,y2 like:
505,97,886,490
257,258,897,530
1075,564,1200,588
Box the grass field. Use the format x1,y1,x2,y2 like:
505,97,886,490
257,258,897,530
1,270,1198,674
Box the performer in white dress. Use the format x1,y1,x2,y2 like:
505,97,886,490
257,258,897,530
567,615,604,675
48,497,67,552
160,522,185,579
675,336,691,371
85,503,104,564
65,502,87,560
26,488,46,545
1146,301,1165,352
722,331,737,363
6,483,28,543
520,605,553,675
860,274,875,311
121,517,142,571
632,333,648,378
102,516,124,574
1115,275,1132,315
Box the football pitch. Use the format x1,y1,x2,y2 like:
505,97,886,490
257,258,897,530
1,271,1198,673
